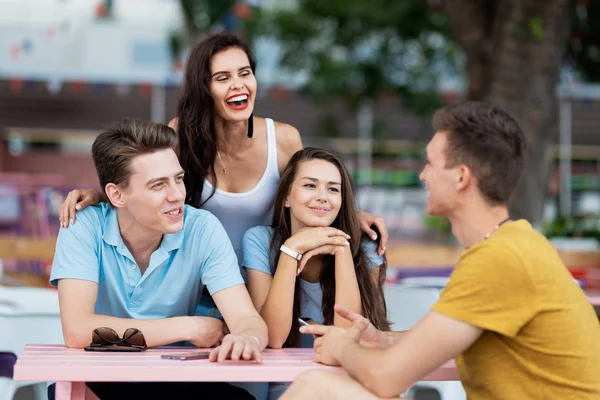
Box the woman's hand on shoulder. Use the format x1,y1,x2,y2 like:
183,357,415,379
357,211,389,256
59,189,104,228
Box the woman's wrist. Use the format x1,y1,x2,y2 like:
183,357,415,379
283,238,303,254
333,243,352,259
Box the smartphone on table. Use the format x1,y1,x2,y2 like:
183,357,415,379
161,350,212,361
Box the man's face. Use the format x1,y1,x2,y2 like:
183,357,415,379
419,132,460,217
119,149,186,234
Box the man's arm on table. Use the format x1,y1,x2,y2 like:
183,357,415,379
211,284,268,362
339,311,481,398
58,279,219,348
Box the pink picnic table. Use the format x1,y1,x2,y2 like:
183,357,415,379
587,292,600,307
14,344,458,400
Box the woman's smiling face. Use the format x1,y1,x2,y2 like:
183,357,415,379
209,46,257,122
286,159,343,232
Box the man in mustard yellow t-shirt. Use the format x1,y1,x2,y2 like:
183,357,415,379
283,101,600,400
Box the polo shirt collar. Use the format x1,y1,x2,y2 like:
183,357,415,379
102,207,122,247
102,208,185,254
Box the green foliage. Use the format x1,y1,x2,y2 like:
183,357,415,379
568,1,600,82
260,0,461,117
315,113,340,139
175,1,461,119
423,215,451,234
174,0,263,57
179,0,236,35
528,17,544,40
544,215,600,240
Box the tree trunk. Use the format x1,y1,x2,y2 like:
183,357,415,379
442,0,572,224
357,100,374,187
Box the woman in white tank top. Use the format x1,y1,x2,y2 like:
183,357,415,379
59,32,389,265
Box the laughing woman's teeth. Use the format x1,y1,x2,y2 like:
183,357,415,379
227,95,248,106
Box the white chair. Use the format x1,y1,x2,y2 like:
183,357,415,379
384,284,466,400
0,285,64,400
0,379,15,400
396,277,450,290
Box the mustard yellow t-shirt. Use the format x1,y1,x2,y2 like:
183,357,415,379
432,220,600,400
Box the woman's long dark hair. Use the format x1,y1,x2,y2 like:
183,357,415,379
177,32,256,207
269,148,390,347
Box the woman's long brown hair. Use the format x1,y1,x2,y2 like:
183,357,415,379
177,32,256,207
269,147,390,347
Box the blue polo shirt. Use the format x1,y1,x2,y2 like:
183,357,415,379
50,203,244,319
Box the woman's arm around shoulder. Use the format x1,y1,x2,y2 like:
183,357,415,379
274,121,303,174
168,117,178,131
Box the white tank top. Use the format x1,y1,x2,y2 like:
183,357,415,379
200,118,280,267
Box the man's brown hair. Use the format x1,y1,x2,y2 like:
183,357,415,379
92,119,178,196
432,101,526,205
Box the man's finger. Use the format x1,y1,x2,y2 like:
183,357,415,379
230,338,245,361
334,304,364,323
208,346,221,362
313,336,323,351
252,347,263,364
218,338,234,362
348,319,369,340
299,324,329,336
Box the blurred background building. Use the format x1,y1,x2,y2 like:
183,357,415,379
1,2,600,399
0,0,599,277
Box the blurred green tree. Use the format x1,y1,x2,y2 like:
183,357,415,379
173,0,258,58
441,0,572,224
177,0,460,188
567,0,600,82
260,1,459,116
178,1,597,225
259,0,460,186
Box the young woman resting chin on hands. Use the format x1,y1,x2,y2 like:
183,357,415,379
242,147,390,399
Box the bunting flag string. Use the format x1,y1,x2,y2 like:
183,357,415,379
46,26,56,40
271,86,289,101
46,79,63,95
233,2,253,20
21,38,33,54
115,83,131,98
138,82,153,97
93,82,108,95
70,81,85,94
9,78,24,93
24,80,38,89
10,44,20,61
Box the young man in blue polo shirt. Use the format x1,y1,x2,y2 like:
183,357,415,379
50,119,267,399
